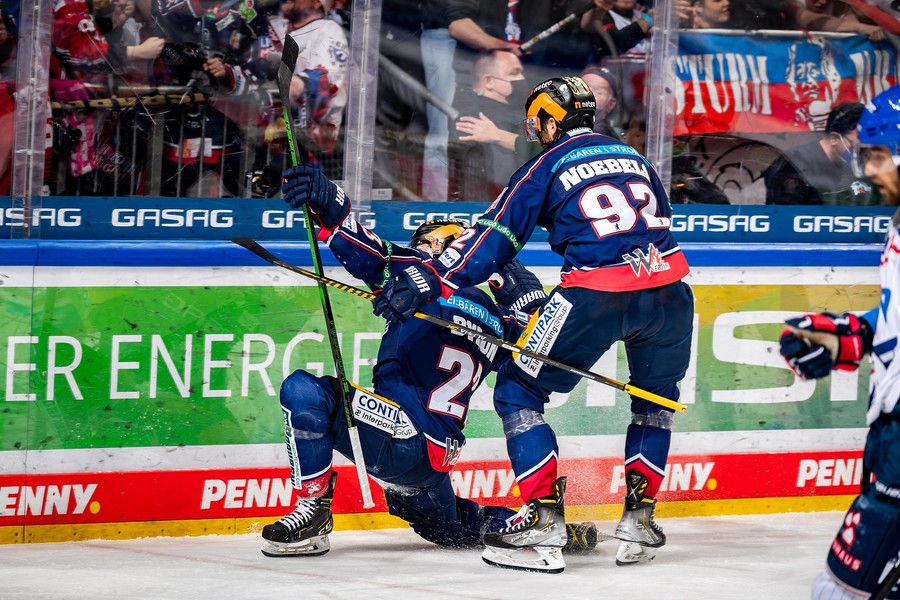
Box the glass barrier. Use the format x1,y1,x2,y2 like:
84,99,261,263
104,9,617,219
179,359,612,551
1,0,898,234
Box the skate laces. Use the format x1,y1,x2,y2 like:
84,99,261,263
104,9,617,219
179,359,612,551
278,497,320,532
501,503,537,532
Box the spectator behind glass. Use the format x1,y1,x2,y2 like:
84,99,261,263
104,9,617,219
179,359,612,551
285,0,348,167
91,0,163,196
764,101,871,205
785,0,884,40
447,2,595,97
421,0,456,201
688,0,731,28
726,0,793,30
450,49,533,200
0,8,17,195
581,0,653,61
580,64,623,140
50,0,165,195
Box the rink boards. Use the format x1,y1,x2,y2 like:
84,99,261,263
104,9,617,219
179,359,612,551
0,240,881,543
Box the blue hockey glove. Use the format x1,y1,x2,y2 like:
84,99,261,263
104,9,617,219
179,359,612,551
372,263,445,324
281,163,351,229
779,312,872,380
488,259,547,314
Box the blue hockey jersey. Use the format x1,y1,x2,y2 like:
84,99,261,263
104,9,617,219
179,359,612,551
436,128,690,293
322,214,524,471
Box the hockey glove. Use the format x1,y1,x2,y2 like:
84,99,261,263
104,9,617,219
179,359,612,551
372,263,445,324
281,163,351,229
779,312,872,380
488,259,547,314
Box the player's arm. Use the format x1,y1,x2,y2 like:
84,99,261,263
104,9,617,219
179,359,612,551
779,311,875,380
438,165,548,293
281,163,423,287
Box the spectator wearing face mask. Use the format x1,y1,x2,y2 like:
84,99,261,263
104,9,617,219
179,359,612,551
764,101,870,205
450,48,534,200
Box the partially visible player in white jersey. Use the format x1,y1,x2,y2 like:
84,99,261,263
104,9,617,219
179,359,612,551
780,85,900,600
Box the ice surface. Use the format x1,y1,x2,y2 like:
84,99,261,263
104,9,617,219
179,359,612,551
1,511,840,599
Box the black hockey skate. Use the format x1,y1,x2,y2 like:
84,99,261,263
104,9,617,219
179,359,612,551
482,477,568,574
261,472,337,558
614,470,666,566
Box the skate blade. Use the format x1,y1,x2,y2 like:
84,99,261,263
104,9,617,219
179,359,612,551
615,541,658,566
260,535,331,558
481,545,565,574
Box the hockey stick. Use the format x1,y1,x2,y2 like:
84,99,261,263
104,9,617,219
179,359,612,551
873,558,900,600
278,35,375,508
232,237,687,413
519,1,595,53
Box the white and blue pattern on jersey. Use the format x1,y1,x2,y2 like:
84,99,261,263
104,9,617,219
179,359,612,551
438,295,504,337
550,144,648,173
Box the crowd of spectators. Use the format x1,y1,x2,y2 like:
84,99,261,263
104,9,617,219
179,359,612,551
0,0,894,203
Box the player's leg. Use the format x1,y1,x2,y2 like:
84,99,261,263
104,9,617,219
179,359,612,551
383,468,517,548
812,492,900,598
261,370,344,557
485,286,621,572
814,420,900,598
616,281,694,565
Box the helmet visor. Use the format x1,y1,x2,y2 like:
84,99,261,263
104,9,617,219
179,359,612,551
852,144,900,179
523,116,541,142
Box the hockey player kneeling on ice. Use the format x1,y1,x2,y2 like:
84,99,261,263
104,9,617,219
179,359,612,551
374,76,694,571
781,85,900,600
260,163,599,560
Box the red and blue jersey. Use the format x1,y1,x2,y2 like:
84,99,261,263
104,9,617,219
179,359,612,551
436,128,690,293
322,214,524,471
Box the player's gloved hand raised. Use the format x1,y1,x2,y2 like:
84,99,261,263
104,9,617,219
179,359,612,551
779,312,872,380
282,163,351,229
488,258,547,314
372,263,445,324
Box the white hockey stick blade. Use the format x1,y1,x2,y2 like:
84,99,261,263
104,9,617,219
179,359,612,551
261,534,331,558
482,545,566,574
348,426,375,509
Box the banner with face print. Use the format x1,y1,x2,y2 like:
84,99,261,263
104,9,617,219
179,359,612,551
674,31,898,135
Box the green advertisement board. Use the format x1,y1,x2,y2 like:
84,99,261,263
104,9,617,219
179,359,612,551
0,265,879,453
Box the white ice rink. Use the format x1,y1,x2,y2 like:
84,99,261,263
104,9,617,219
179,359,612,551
2,511,842,600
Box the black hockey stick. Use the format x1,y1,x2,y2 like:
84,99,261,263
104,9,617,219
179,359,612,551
232,237,687,413
278,35,375,508
873,558,900,600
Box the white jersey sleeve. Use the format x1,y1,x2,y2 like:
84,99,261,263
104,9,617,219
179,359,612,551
288,19,349,132
869,216,900,424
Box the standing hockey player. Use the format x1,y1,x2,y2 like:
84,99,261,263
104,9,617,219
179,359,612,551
260,163,598,558
780,85,900,600
372,76,694,572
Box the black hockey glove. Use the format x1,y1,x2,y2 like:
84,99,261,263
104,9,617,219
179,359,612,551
372,263,445,324
489,259,547,314
282,163,351,229
779,312,872,380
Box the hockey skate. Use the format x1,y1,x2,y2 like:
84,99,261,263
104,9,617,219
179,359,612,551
614,470,666,566
261,472,337,558
482,477,568,574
